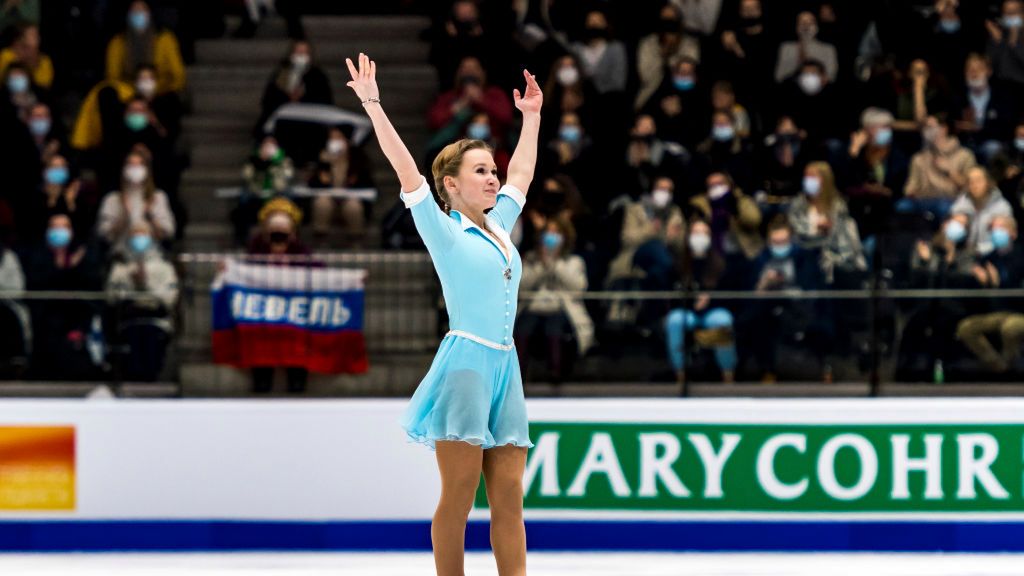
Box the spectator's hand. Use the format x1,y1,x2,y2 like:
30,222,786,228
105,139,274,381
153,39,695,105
513,69,543,116
344,53,380,104
986,261,1001,286
972,264,990,286
916,240,932,261
69,247,85,268
65,180,80,210
661,95,682,117
986,20,1004,43
528,209,547,231
463,83,483,104
695,293,710,311
1006,165,1022,179
42,140,60,161
849,130,870,157
721,31,745,58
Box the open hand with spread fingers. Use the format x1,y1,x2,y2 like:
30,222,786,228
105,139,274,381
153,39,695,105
345,52,380,104
513,68,543,116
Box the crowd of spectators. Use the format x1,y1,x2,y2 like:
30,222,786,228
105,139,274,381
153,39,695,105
416,0,1024,383
0,0,184,381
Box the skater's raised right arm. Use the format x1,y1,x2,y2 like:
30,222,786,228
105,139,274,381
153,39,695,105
345,53,422,193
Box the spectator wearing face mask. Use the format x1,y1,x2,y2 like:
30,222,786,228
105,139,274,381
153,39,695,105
308,126,375,242
841,107,909,239
956,215,1024,373
544,112,593,185
920,0,975,91
256,40,332,136
428,0,494,91
757,115,810,203
571,10,628,96
105,0,186,95
541,54,597,136
133,64,182,144
901,114,976,219
710,81,750,139
429,110,510,178
773,60,844,152
24,213,104,380
774,11,839,83
97,151,175,254
608,176,685,284
950,53,1017,161
516,216,592,383
0,62,41,124
635,3,701,109
428,56,514,148
1,101,63,208
246,197,313,394
233,136,294,245
664,218,738,384
745,217,830,383
987,0,1024,97
625,114,688,198
694,110,754,193
910,213,977,285
24,155,94,245
640,57,709,149
105,220,178,381
787,161,866,286
0,23,52,90
689,171,763,263
950,167,1014,252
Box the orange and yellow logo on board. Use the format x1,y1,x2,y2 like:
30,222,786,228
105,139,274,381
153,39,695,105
0,427,75,511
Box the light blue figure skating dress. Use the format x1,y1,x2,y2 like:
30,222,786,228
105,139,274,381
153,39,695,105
399,176,534,451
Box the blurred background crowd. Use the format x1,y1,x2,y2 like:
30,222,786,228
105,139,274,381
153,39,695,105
3,0,1024,390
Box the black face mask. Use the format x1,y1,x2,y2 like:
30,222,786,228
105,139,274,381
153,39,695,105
541,191,566,211
454,18,478,35
659,18,681,34
268,232,290,245
739,16,763,29
459,75,482,88
583,27,609,41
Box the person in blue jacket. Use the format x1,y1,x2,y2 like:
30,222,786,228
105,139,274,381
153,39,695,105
345,53,541,576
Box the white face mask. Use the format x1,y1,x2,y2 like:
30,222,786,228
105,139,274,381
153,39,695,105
708,184,730,200
556,66,580,86
689,233,711,255
261,144,279,159
291,53,310,68
651,188,673,208
327,139,347,154
798,72,823,95
136,77,157,98
124,165,147,184
967,76,988,90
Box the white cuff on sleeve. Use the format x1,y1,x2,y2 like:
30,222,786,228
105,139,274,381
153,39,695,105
400,176,431,209
498,184,526,209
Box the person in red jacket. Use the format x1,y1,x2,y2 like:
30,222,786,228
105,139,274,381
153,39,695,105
427,56,513,148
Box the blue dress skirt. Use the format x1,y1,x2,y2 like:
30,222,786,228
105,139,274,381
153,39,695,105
400,333,533,451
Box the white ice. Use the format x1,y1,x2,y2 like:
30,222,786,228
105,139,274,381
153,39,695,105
0,552,1023,576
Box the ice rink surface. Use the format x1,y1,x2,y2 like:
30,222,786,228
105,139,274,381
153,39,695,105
1,552,1024,575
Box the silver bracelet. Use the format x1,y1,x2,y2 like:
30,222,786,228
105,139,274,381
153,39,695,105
361,97,380,105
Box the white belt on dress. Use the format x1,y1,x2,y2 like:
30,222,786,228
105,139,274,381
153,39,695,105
446,330,515,351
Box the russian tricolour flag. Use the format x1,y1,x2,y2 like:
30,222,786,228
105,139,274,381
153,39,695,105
211,259,369,374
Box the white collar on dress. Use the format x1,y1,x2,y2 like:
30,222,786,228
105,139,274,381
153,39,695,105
451,209,512,262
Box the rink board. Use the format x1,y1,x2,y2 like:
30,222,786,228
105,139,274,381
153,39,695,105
2,398,1024,552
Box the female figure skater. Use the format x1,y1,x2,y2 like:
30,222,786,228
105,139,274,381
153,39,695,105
345,53,541,576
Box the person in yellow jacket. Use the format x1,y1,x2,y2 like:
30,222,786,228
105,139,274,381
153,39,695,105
105,0,185,95
0,23,53,90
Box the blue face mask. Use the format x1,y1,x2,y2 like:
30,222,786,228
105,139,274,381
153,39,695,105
467,123,490,141
873,127,893,147
1003,15,1023,29
128,10,150,32
673,76,696,91
44,166,69,186
770,243,793,259
6,74,28,94
559,125,581,143
939,19,961,33
29,118,50,136
992,228,1012,250
47,227,71,249
803,176,822,196
712,125,734,142
542,231,563,251
130,234,153,254
944,220,967,243
126,112,148,132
